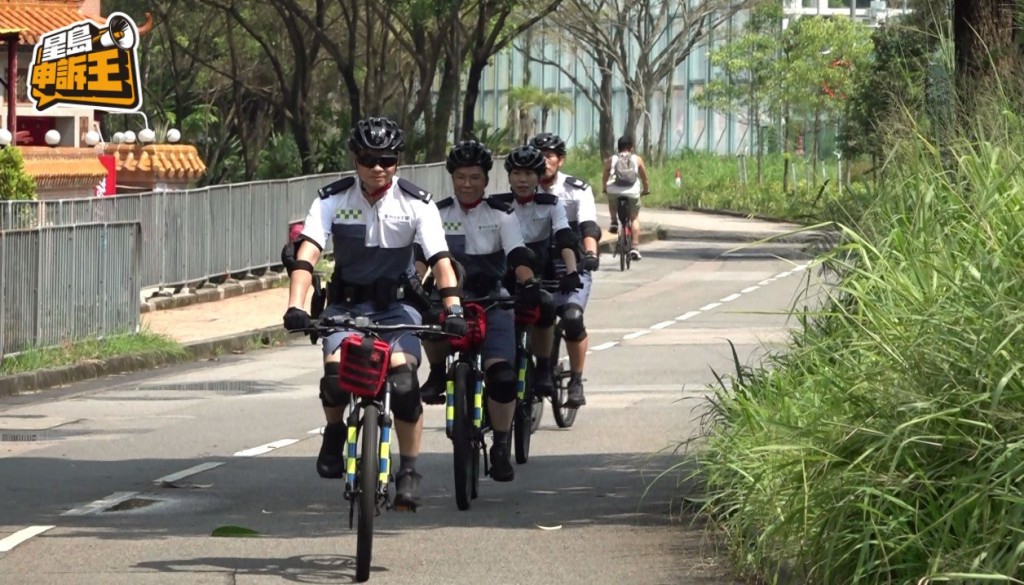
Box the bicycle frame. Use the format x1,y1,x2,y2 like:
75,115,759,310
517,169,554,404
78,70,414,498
344,390,393,508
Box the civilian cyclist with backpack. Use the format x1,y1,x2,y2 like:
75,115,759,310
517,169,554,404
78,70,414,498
603,136,650,261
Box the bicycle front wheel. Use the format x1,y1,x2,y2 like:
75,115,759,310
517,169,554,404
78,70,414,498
513,356,533,464
451,362,475,510
550,325,579,428
356,404,379,582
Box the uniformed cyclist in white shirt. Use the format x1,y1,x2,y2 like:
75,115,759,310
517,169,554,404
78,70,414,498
498,144,582,398
415,140,543,483
528,132,600,408
281,116,466,510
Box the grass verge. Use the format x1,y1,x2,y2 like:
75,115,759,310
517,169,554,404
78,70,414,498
697,92,1024,581
0,331,188,376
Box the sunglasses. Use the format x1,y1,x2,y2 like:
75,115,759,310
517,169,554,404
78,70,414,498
356,153,399,169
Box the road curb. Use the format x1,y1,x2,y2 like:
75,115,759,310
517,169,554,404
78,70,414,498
140,273,289,313
660,226,837,245
0,326,287,398
597,229,660,254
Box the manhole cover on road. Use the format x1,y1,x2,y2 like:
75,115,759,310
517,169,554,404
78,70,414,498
135,381,280,395
105,497,160,512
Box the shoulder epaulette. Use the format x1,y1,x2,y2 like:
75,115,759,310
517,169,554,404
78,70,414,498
535,192,558,205
485,195,514,214
564,175,589,190
436,197,455,209
318,176,355,199
397,178,432,203
487,192,515,205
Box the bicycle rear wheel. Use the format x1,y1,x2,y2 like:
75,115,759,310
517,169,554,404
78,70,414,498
549,325,579,428
619,233,627,271
451,362,475,510
356,404,379,583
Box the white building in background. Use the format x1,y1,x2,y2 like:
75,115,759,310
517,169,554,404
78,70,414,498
471,0,910,155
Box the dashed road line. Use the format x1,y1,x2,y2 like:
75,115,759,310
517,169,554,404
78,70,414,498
153,462,224,485
0,525,55,553
615,262,811,346
233,439,299,457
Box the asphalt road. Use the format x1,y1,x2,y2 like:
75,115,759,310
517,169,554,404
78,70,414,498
0,238,820,585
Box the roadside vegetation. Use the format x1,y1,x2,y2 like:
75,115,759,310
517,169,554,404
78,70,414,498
695,2,1024,582
1,331,186,376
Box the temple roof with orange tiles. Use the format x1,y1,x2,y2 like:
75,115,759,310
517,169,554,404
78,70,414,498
0,1,103,44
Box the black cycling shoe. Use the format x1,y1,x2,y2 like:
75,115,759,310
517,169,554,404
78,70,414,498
393,469,422,510
316,421,347,479
489,441,514,482
608,223,619,234
565,373,587,407
533,365,554,399
420,366,447,405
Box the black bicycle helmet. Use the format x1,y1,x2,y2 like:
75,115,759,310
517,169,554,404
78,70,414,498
529,132,566,156
504,144,546,175
348,116,406,153
445,140,494,174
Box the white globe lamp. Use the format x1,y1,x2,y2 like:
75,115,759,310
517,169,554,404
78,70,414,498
0,128,12,147
138,128,156,144
85,130,100,146
166,128,181,144
124,130,136,144
44,129,61,146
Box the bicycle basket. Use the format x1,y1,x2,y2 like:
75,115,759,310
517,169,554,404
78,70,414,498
448,302,487,352
338,334,392,397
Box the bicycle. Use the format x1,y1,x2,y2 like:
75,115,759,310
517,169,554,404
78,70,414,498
436,293,519,511
613,195,634,271
296,314,447,583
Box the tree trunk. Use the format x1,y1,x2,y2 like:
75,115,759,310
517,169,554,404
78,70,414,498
754,108,763,185
427,54,459,161
460,57,487,141
953,0,1019,83
598,54,615,158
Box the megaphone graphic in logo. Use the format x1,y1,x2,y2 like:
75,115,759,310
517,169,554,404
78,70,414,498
93,14,137,51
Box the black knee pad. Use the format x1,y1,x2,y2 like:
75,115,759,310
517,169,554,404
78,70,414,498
319,362,351,408
389,364,422,423
560,303,587,342
536,291,557,328
485,361,518,404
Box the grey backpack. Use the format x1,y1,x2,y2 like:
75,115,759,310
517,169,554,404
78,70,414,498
613,153,638,187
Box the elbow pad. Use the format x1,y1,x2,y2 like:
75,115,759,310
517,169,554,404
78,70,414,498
507,246,536,270
554,227,578,252
580,220,601,241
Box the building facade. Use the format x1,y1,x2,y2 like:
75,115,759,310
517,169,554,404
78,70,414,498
472,0,910,155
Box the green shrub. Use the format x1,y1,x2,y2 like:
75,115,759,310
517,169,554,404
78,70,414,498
0,147,37,201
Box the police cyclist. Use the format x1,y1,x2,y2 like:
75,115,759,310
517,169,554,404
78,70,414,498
528,132,600,408
417,140,542,482
501,144,581,397
281,116,466,510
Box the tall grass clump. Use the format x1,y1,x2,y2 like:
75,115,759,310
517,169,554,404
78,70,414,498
699,89,1024,583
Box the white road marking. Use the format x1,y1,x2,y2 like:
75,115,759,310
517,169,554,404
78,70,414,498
233,439,299,457
0,526,55,553
650,321,675,330
699,302,721,311
758,279,775,286
720,293,742,302
622,330,651,340
741,286,760,293
776,271,792,278
676,311,701,321
153,462,224,485
62,491,139,517
307,427,324,435
591,341,619,351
